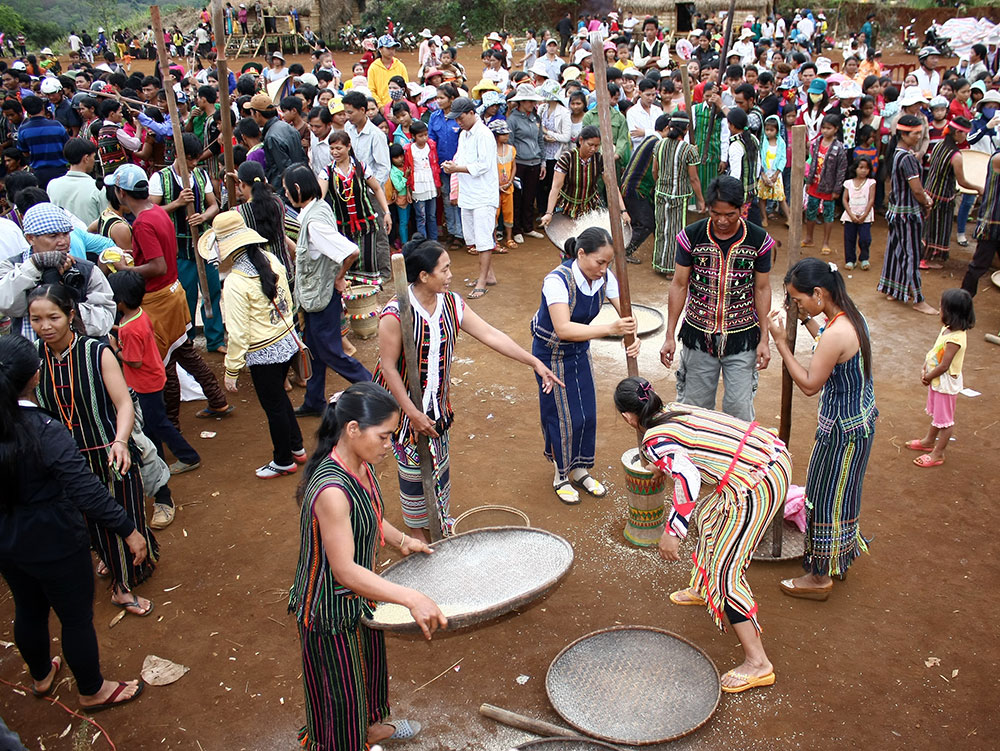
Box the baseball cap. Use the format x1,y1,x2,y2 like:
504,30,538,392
488,119,510,135
109,163,150,192
23,203,74,236
445,97,476,120
378,35,399,49
40,77,62,95
242,92,275,112
929,95,948,109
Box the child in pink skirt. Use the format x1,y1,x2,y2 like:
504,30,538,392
908,289,975,467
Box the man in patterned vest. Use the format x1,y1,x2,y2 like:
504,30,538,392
660,176,774,421
149,132,225,353
96,99,140,181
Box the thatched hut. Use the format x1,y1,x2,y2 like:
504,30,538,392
628,1,774,35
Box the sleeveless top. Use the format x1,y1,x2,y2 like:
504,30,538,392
326,160,377,238
98,123,127,176
815,318,877,439
975,149,1000,242
97,208,129,241
288,454,384,633
530,261,607,355
158,166,210,260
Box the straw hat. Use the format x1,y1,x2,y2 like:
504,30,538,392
470,78,501,98
198,211,268,262
562,66,582,82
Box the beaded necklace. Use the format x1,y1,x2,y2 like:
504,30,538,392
44,333,76,431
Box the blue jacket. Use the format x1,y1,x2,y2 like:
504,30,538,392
428,108,462,163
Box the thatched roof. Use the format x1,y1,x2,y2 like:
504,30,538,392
628,0,771,14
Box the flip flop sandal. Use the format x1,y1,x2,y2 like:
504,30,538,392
113,594,155,617
553,481,580,505
669,588,706,606
30,656,62,697
913,454,945,468
905,439,935,451
720,670,776,694
385,719,422,741
96,561,110,578
779,578,832,601
195,405,235,419
506,240,519,249
571,472,607,497
800,240,815,247
494,245,508,254
467,288,488,300
83,680,145,713
821,246,832,255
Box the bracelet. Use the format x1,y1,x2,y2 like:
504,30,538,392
800,314,812,324
400,533,408,548
113,440,128,447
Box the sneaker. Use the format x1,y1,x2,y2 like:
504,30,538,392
169,460,200,475
526,230,545,239
844,262,855,270
149,503,176,529
256,462,298,479
957,233,968,247
292,449,308,465
293,405,323,418
513,233,525,244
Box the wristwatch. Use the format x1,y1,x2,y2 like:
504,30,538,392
800,314,812,324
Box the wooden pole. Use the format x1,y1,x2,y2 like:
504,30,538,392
679,64,693,115
210,0,236,207
589,29,637,380
151,5,212,318
75,88,166,112
704,0,737,164
390,253,444,542
478,704,577,739
769,123,807,557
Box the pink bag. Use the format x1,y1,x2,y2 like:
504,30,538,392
783,484,807,533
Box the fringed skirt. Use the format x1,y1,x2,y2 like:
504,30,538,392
922,196,955,263
802,427,874,576
393,432,452,536
653,196,688,274
688,449,790,633
298,622,389,751
877,214,924,303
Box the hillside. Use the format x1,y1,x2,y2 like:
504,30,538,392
3,0,202,33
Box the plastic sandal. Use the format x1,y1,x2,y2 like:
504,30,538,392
386,719,422,741
83,681,145,713
669,588,706,606
553,481,580,505
720,670,776,694
913,454,944,468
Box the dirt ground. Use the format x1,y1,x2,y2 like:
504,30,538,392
3,48,1000,751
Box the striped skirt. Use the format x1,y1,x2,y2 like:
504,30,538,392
922,197,954,263
536,344,597,476
653,197,688,274
393,432,452,536
877,214,924,303
802,427,874,577
688,449,790,633
298,622,389,751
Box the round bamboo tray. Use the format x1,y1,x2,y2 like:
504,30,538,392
452,505,529,534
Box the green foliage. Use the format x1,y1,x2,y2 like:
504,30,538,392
0,5,24,35
23,18,63,46
361,0,574,39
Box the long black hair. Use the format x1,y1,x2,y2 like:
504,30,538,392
785,258,873,379
238,160,283,247
296,382,399,505
242,242,279,301
402,234,446,283
27,284,85,335
613,376,689,431
0,335,42,508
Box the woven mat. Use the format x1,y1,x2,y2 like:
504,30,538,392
546,627,720,745
515,738,622,751
365,527,573,632
591,304,664,338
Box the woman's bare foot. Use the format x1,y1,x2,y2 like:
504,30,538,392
111,591,153,616
79,679,143,708
671,587,703,604
367,723,395,744
32,656,61,695
721,657,773,689
913,301,939,315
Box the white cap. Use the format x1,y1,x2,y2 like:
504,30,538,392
573,48,592,65
899,86,928,107
40,77,62,94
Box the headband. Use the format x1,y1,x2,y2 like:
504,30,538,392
948,120,971,133
895,123,922,133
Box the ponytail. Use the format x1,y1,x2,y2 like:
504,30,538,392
243,244,278,301
613,376,689,431
0,335,42,510
296,382,400,505
238,161,282,246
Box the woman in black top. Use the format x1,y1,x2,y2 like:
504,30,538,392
0,334,146,711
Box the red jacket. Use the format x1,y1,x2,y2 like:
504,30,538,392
403,139,441,193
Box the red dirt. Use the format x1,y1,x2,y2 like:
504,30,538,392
3,50,999,751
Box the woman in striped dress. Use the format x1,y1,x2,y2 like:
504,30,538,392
921,117,980,268
652,112,704,274
614,377,790,694
877,114,938,315
375,238,561,540
29,285,159,616
769,258,877,599
539,127,618,238
233,161,300,281
692,83,722,191
289,382,445,750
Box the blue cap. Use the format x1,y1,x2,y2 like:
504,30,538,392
378,35,399,49
22,203,74,236
808,79,827,95
110,163,149,192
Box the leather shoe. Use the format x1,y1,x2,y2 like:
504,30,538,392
294,405,323,418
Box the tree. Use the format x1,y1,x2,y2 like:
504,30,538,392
85,0,120,33
0,5,25,36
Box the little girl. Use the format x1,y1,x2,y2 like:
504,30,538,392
757,115,789,227
388,143,411,246
840,156,876,270
908,289,975,468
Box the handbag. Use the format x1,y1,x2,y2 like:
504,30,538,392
272,298,313,382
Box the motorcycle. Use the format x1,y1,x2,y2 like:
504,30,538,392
903,19,918,55
924,23,953,57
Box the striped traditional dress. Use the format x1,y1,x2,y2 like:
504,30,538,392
652,137,700,274
921,138,960,263
554,147,604,219
289,453,389,751
641,404,790,632
803,319,877,577
877,147,926,303
35,335,158,591
372,289,464,536
327,160,379,282
692,101,721,191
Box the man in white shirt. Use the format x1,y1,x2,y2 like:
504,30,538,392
343,89,391,279
442,97,498,298
914,47,942,99
622,12,640,40
626,79,663,147
308,107,333,180
68,31,82,54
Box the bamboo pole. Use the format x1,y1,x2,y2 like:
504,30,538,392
75,88,166,112
151,5,212,319
678,64,693,115
769,123,807,557
704,0,738,168
390,253,444,542
479,704,578,739
210,0,237,207
589,29,637,381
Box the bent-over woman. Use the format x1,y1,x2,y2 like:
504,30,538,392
615,377,789,694
768,258,877,599
289,383,446,749
532,227,639,505
374,237,562,541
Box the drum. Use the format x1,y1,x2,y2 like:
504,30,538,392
621,448,665,547
343,284,380,339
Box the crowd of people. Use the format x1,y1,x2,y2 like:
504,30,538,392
0,5,998,750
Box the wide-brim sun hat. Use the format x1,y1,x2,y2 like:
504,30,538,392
198,211,268,262
833,81,862,100
530,60,550,78
978,90,1000,106
899,86,928,107
562,66,582,82
509,83,543,103
470,79,500,97
538,80,562,102
573,49,593,65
